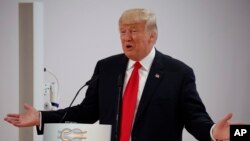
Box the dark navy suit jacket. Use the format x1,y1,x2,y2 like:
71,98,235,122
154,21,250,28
39,50,214,141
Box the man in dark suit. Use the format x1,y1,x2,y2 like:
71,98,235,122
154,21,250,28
5,8,233,141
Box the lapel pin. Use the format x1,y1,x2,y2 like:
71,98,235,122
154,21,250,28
155,74,160,79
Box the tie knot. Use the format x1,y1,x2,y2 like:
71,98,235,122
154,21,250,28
134,62,142,70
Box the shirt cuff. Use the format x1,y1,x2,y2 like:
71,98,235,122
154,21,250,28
210,124,216,141
38,112,42,131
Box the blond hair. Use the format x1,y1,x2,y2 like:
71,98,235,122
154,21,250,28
119,8,158,34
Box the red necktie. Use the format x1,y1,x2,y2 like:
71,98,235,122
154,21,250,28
120,62,142,141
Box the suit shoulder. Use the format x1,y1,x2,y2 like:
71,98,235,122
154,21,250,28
95,53,127,71
98,53,126,64
157,51,193,72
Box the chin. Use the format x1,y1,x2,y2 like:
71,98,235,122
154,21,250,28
124,52,140,60
125,54,134,60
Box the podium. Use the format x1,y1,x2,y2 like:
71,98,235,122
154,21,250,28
44,123,111,141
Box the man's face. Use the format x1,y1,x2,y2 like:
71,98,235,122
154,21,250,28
119,22,154,61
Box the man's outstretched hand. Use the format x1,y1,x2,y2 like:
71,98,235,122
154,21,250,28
213,113,240,140
4,103,40,127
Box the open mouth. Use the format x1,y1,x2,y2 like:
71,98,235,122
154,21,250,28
126,45,133,49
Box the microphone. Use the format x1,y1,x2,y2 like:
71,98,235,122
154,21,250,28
59,75,99,123
114,74,123,141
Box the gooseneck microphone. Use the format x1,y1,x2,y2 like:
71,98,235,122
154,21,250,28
59,75,99,123
114,74,124,141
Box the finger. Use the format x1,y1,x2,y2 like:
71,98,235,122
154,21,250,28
5,116,20,121
6,114,20,118
13,121,23,127
4,118,13,124
5,118,19,126
15,123,27,127
5,117,24,127
221,113,233,122
4,115,19,122
11,119,21,124
24,103,33,110
5,117,20,125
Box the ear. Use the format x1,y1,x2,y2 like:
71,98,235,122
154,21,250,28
149,31,157,44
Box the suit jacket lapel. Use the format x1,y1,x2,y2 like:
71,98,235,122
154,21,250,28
134,50,165,124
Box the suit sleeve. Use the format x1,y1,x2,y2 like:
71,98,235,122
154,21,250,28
180,67,214,141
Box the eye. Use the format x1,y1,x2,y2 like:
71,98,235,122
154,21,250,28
131,29,138,33
120,29,126,34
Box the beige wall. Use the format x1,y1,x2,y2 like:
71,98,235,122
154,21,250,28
1,0,250,141
0,0,19,141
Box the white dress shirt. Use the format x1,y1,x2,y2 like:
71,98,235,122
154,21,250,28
123,47,156,114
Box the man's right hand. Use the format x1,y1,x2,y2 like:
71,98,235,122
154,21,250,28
4,103,40,127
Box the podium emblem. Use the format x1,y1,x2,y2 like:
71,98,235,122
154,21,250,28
58,128,87,141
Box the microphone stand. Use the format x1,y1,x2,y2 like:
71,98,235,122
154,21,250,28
114,74,123,141
59,76,98,123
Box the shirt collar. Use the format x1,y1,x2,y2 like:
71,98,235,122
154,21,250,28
127,47,156,71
